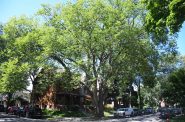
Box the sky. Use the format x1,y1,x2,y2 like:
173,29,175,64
0,0,185,55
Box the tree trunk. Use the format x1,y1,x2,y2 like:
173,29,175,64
30,81,36,105
93,90,104,117
93,97,104,117
5,93,12,114
113,97,118,110
92,80,105,118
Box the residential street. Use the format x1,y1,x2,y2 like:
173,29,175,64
0,112,166,122
56,113,164,122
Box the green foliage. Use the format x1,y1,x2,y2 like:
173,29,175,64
143,0,184,56
0,35,8,64
142,55,185,108
141,81,161,108
104,104,114,114
35,0,160,116
0,0,174,117
171,115,185,122
144,0,185,34
34,67,81,93
143,0,179,65
0,59,29,92
0,16,46,93
64,0,156,86
3,16,37,40
165,67,185,106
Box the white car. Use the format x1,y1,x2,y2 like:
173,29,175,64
114,108,134,117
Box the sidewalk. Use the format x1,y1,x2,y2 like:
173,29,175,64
0,112,18,118
0,112,56,122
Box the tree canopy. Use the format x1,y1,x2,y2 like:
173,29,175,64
36,0,159,116
0,16,45,93
0,0,180,117
162,67,185,107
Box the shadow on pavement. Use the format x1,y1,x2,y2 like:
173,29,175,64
0,112,18,118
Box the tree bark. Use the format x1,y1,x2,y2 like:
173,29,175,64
113,97,118,110
30,81,36,105
93,88,104,117
92,80,105,118
5,93,12,114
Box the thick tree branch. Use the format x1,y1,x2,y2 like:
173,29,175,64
50,55,69,70
80,81,93,97
23,88,32,93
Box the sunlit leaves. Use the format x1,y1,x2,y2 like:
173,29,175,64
144,0,185,42
3,16,37,40
0,59,29,92
0,17,44,92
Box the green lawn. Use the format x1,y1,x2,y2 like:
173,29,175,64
42,109,86,119
104,105,114,117
170,115,185,122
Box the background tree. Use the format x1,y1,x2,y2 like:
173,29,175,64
140,54,184,108
0,16,46,106
162,67,185,107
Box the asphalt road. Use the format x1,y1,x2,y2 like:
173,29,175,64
0,112,165,122
56,113,164,122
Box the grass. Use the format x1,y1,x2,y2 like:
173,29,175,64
43,104,115,119
42,109,86,119
104,104,114,117
170,115,185,122
104,111,113,117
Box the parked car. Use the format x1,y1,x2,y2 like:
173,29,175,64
133,108,139,116
8,106,18,115
0,105,4,112
28,105,42,119
17,107,26,117
114,108,134,117
138,109,145,115
159,108,175,119
144,107,154,114
172,108,182,116
114,108,126,117
124,108,134,117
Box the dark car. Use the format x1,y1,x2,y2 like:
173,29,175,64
0,105,4,112
172,108,182,116
144,107,154,114
133,108,139,116
138,109,145,115
159,108,175,119
17,107,26,117
28,105,42,119
8,106,18,115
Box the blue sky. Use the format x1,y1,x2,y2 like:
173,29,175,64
0,0,184,55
